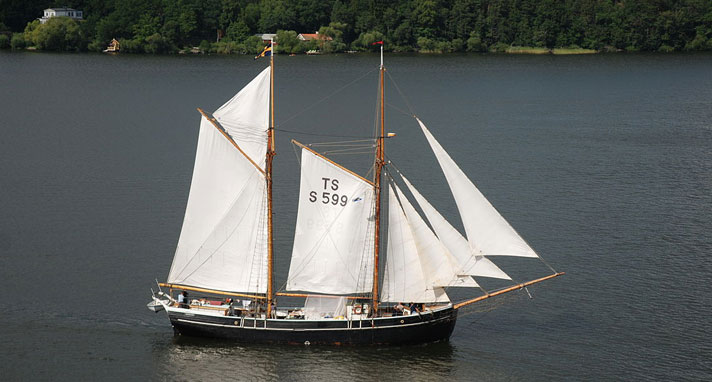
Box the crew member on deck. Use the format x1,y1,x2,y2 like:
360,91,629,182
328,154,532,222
177,291,189,309
409,302,419,314
394,302,404,316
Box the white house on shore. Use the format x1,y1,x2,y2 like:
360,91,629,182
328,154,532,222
255,33,277,44
39,8,83,24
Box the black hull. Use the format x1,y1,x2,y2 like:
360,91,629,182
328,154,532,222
167,307,458,345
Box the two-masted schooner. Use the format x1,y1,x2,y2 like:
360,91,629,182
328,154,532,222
147,41,563,345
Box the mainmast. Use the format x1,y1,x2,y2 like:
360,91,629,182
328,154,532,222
372,42,385,313
266,39,275,318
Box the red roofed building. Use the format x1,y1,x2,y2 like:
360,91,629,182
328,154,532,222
297,32,333,42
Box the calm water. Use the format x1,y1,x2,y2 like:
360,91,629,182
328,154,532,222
1,51,711,381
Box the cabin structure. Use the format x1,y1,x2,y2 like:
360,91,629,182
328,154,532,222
103,38,120,53
39,8,84,24
297,32,333,42
255,33,277,44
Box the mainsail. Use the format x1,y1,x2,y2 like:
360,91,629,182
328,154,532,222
417,118,539,258
167,68,271,293
381,184,449,303
287,146,375,295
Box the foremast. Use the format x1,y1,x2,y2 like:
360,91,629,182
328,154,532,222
372,42,385,313
266,39,275,318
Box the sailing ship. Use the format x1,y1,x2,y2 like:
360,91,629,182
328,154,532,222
147,42,564,345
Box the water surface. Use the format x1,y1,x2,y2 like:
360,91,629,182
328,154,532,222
1,51,710,380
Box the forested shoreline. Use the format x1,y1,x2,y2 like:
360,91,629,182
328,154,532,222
1,0,711,54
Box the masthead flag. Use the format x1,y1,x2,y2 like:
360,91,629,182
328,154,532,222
254,45,272,60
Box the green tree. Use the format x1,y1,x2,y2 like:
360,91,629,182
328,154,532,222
0,34,10,49
259,0,296,32
412,0,441,39
351,30,385,51
26,17,83,51
275,29,304,53
10,32,25,49
226,19,250,41
294,0,331,32
244,34,266,54
318,21,347,52
466,31,486,52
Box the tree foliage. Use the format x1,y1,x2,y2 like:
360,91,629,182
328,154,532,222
2,0,711,53
24,17,85,51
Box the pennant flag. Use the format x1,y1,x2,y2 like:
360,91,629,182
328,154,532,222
371,41,384,45
254,45,272,60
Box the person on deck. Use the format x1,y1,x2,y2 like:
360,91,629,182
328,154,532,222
394,302,404,316
177,291,189,309
409,302,419,314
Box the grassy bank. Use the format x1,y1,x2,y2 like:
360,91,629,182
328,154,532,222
506,46,598,55
552,47,597,54
506,46,551,54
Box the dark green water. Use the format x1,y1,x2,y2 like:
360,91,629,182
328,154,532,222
1,52,710,381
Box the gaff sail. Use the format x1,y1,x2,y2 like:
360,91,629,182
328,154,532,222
167,68,271,294
287,146,375,295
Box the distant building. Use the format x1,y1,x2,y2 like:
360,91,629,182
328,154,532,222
39,8,84,24
255,34,277,44
297,32,333,42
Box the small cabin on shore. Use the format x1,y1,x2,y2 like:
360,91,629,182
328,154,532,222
40,8,84,24
103,38,120,53
297,32,332,42
255,33,277,44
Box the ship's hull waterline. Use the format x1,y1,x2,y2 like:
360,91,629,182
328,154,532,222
166,306,458,345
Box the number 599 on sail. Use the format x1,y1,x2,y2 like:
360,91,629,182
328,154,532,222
309,191,348,206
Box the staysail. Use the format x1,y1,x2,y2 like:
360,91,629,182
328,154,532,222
167,68,271,293
287,145,375,295
398,173,511,280
381,184,449,303
417,118,539,258
393,183,477,288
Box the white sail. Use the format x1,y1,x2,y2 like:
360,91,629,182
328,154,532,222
417,118,538,258
213,66,271,169
381,184,450,303
394,183,477,288
167,116,268,293
399,174,511,280
287,147,375,295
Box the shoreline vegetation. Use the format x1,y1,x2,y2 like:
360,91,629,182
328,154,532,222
1,1,711,55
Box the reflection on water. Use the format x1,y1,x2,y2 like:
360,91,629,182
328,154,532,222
152,336,455,381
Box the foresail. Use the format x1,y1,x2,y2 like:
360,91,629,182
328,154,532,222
381,184,450,303
287,147,375,295
399,174,511,280
213,66,271,169
393,183,477,288
168,117,268,293
417,118,538,258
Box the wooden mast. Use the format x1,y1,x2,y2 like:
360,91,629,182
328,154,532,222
266,39,275,318
372,42,385,314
